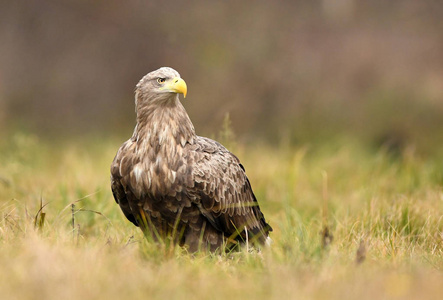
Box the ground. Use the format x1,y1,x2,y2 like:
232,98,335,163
0,132,442,300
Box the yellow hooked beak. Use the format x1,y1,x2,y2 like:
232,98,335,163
163,77,187,98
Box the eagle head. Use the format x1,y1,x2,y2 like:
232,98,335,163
135,67,187,105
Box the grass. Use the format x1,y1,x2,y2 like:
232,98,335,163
0,132,442,300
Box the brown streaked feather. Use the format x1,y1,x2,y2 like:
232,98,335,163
110,67,272,252
186,136,270,241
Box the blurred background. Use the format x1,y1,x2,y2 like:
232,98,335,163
1,0,443,153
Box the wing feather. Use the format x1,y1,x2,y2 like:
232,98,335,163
186,136,272,242
110,140,139,226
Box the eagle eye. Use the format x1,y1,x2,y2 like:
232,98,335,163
157,78,166,84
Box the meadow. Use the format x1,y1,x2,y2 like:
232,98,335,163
0,131,442,300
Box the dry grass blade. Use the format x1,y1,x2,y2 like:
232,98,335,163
76,208,112,225
33,196,49,230
321,171,333,249
356,239,367,265
321,225,333,249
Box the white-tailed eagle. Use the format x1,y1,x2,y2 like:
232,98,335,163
110,67,272,252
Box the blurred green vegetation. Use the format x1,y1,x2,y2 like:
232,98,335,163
1,0,443,155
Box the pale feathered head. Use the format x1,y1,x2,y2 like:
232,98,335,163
135,67,187,106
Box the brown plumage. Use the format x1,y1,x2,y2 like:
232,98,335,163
110,67,272,252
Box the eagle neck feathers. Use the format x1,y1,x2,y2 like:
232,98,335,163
133,95,196,149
